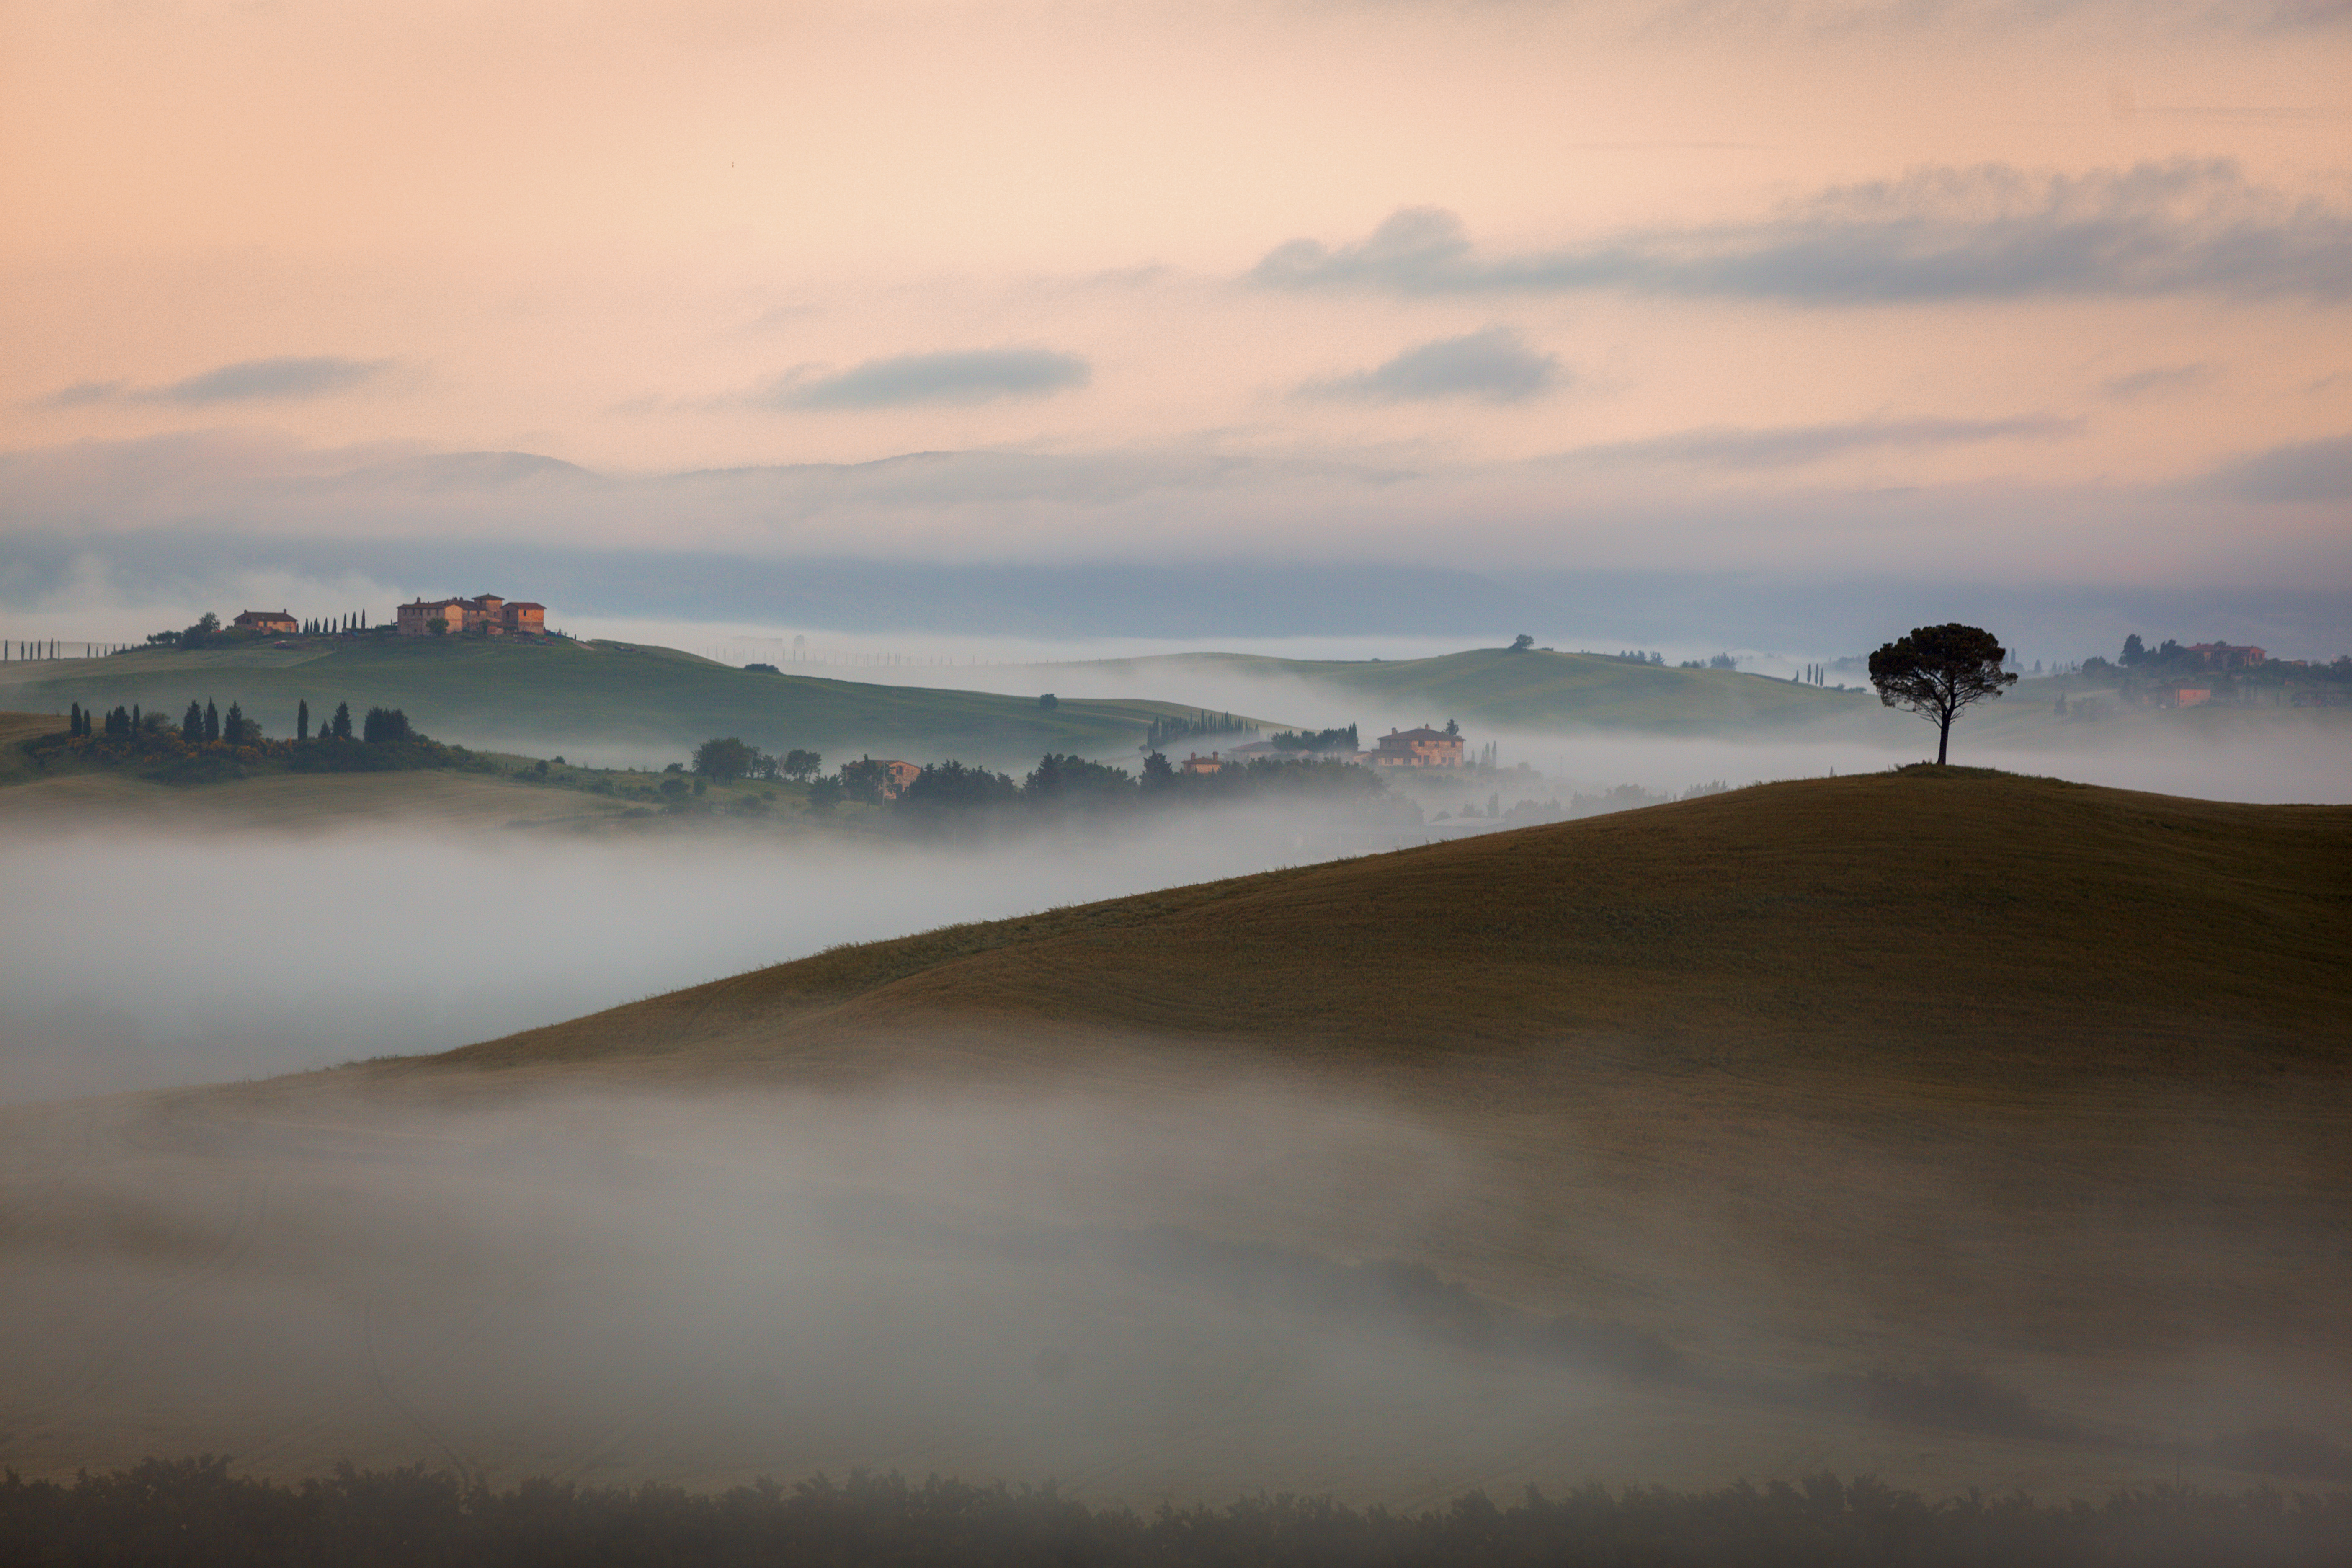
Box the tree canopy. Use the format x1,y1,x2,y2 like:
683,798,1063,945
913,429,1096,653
1867,624,2016,766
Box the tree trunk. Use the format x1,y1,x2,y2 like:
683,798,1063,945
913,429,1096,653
1937,708,1952,765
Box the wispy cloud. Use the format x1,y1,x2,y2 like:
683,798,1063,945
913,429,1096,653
765,349,1091,410
1250,162,2352,305
41,357,392,408
1298,328,1559,404
1567,415,2081,470
2192,433,2352,503
2101,364,2217,402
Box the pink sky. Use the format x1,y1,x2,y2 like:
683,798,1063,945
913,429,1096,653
2,0,2347,587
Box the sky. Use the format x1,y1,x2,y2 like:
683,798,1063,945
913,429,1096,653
3,0,2349,647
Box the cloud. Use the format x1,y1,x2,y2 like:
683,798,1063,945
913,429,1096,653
1300,328,1559,404
41,381,130,409
1567,415,2081,470
1250,162,2352,305
766,349,1091,410
152,356,391,403
2192,433,2352,503
2101,364,2217,402
39,357,392,408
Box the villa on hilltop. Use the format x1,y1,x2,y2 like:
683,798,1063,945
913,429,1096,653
233,609,298,635
396,593,548,637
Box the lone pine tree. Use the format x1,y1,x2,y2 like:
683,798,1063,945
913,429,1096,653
1868,623,2017,766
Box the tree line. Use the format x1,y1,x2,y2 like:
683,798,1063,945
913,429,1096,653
4,1457,2346,1567
1142,710,1256,752
41,698,451,785
147,611,373,650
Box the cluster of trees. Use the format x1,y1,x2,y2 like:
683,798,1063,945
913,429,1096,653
1607,649,1668,665
748,748,1403,824
1262,724,1357,753
690,738,822,783
5,1457,2347,1567
1142,710,1256,752
298,613,367,636
1678,653,1742,670
42,696,443,784
874,751,1396,825
2081,634,2352,681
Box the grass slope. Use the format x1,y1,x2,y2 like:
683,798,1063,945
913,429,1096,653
991,646,1869,733
426,768,2352,1439
0,638,1274,763
448,768,2351,1073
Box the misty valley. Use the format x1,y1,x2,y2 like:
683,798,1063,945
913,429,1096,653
2,619,2349,1568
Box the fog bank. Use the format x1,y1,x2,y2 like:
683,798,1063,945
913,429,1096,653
0,807,1395,1104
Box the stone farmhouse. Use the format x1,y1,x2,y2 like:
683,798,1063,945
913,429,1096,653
2184,642,2266,670
232,609,299,635
396,593,548,637
1367,726,1465,768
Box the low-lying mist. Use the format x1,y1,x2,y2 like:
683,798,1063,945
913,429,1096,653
4,1065,2344,1509
0,802,1413,1104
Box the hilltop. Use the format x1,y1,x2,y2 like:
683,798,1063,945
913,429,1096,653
0,636,1275,764
444,767,2350,1074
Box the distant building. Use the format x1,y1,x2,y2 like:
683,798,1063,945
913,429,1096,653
877,760,922,799
1367,726,1465,768
2185,642,2265,669
1179,752,1225,775
233,609,298,635
396,593,549,637
2156,686,2214,708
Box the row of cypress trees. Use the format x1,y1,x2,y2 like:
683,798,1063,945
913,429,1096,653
64,698,383,746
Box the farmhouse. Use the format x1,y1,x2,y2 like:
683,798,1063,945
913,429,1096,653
2186,642,2266,670
876,760,922,799
1179,753,1225,775
233,609,299,635
1367,725,1465,768
396,594,549,637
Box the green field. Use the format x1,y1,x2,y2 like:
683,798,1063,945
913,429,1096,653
0,636,1281,765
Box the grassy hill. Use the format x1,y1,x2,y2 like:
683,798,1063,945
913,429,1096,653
445,767,2350,1073
420,769,2352,1458
955,645,1875,735
0,637,1277,765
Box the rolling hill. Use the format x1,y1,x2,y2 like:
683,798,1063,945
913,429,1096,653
444,766,2351,1073
0,637,1276,765
415,768,2352,1448
905,646,1877,735
4,769,2345,1504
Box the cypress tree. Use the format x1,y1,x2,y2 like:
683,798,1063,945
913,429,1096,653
203,699,219,743
182,701,203,741
132,704,141,731
331,701,352,740
297,699,309,740
70,702,83,736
